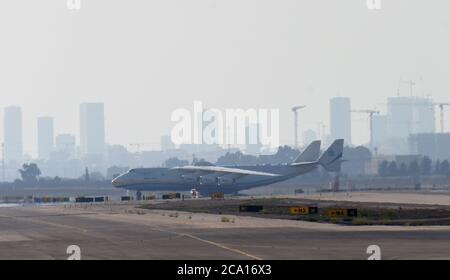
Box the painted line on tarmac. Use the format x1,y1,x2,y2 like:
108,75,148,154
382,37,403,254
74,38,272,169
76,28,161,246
92,213,263,260
180,232,263,260
0,213,89,233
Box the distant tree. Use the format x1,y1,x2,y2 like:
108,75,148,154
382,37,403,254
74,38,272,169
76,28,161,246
89,172,105,182
378,160,389,177
434,160,441,175
216,151,255,166
440,160,450,175
408,160,420,177
272,146,301,164
388,161,398,176
192,157,206,165
164,157,189,168
18,163,41,183
399,163,408,176
420,156,432,176
351,146,372,160
106,166,129,179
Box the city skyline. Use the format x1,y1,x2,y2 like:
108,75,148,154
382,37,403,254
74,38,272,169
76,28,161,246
2,93,448,159
1,1,450,157
0,93,446,162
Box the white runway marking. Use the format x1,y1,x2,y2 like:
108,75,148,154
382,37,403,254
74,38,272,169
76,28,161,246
180,232,263,260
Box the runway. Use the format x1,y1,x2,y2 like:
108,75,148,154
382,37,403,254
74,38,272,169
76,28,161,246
0,203,450,260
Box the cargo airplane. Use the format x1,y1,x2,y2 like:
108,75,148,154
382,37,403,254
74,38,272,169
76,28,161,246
112,139,344,195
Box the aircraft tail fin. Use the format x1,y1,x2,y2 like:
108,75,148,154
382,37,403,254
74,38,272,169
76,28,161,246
292,140,321,164
318,139,344,172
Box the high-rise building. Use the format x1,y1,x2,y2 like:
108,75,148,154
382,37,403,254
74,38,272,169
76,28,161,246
4,106,23,163
387,96,435,139
330,97,352,145
37,117,54,160
79,103,105,157
372,115,387,150
415,99,435,134
386,96,435,154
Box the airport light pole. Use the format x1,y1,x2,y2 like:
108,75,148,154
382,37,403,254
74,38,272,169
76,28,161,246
434,103,450,133
351,110,380,151
1,143,4,182
292,106,306,148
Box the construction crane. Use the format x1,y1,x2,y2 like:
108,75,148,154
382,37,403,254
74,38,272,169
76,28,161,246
397,80,416,96
351,110,380,150
434,103,450,133
291,106,306,148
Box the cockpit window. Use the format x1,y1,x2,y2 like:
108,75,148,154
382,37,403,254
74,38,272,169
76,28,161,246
129,169,135,173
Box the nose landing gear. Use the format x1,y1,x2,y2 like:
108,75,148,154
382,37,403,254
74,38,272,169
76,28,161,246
136,190,142,201
190,188,199,199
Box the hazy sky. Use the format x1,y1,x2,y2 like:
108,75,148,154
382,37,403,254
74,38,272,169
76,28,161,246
1,0,450,157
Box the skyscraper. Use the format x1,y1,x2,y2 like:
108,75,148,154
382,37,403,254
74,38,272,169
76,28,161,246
330,97,352,145
37,117,54,160
387,96,435,140
386,96,435,154
4,106,23,163
80,103,105,157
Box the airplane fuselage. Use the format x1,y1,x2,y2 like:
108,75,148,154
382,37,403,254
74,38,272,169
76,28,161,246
112,139,344,195
112,164,318,194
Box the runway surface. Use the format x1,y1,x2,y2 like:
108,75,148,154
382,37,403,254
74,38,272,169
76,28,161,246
0,203,450,260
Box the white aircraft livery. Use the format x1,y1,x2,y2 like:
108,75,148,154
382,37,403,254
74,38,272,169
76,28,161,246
112,139,344,195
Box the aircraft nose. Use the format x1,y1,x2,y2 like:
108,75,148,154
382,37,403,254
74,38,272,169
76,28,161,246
111,175,124,187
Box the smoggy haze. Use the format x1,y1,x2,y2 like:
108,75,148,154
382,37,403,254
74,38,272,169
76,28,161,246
1,0,449,157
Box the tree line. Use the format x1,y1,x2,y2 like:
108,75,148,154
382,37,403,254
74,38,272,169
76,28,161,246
378,157,450,177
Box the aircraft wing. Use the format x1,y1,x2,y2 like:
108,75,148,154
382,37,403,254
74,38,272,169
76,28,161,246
290,161,318,167
174,166,281,177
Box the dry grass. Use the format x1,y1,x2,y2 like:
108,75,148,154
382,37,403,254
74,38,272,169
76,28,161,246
221,216,235,223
